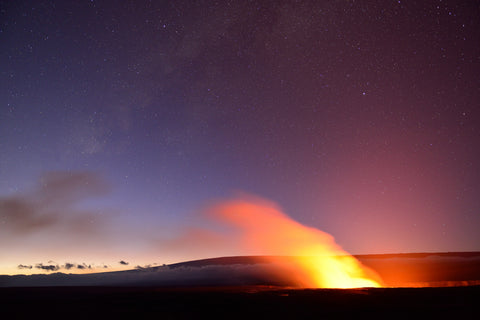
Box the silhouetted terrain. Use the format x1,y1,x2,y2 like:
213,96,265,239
1,252,479,318
1,285,477,319
2,252,479,287
357,252,480,287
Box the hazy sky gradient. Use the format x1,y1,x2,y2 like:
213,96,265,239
1,0,479,275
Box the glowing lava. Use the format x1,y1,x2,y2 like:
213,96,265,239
211,197,383,288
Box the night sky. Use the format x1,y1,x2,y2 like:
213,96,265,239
1,0,479,275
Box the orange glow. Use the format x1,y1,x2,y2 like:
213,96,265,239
210,197,383,288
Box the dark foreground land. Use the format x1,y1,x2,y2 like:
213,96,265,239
1,285,478,319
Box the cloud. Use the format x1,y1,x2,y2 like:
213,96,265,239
35,263,60,272
76,263,92,270
21,262,96,272
135,264,152,270
0,171,109,236
63,262,93,271
119,260,129,266
64,263,75,270
17,260,109,273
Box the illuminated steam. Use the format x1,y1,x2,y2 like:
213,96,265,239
207,196,383,288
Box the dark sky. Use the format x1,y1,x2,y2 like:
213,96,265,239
1,0,479,274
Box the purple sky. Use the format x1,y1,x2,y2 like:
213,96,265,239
1,0,479,275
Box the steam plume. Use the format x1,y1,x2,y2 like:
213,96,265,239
204,196,383,288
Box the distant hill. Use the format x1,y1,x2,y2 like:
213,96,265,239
356,251,480,287
1,252,479,287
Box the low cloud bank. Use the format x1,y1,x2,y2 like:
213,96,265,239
17,265,32,270
35,264,60,272
18,262,98,272
1,262,290,287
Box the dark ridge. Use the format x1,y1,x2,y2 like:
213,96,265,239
354,251,480,260
167,256,286,269
166,252,480,268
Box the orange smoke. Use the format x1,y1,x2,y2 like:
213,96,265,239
210,197,383,288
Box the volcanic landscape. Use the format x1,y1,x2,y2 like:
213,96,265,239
1,252,478,318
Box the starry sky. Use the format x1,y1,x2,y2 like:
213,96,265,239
1,0,479,275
